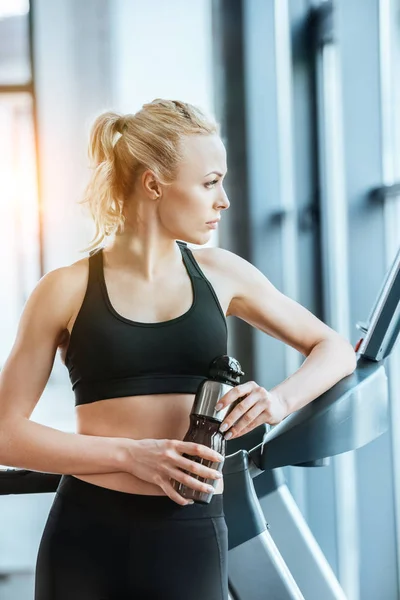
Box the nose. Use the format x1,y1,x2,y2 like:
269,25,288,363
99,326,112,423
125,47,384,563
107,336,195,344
218,189,230,211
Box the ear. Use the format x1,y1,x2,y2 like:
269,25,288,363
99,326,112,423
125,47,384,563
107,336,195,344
141,169,162,200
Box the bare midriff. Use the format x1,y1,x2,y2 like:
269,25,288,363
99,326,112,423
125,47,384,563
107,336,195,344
72,392,224,495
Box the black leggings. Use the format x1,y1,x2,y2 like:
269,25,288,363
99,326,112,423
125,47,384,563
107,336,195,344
34,475,228,600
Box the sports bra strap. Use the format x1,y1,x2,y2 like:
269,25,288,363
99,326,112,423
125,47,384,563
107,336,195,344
181,244,207,280
87,247,103,285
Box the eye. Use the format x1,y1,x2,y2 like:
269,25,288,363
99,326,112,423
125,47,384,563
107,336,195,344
205,179,219,188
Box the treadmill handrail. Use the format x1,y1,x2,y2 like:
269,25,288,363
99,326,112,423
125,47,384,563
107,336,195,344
248,356,388,471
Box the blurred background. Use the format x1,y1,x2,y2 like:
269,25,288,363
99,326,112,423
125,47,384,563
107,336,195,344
0,0,399,598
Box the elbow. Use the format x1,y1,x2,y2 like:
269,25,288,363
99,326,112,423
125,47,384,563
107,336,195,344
320,336,357,376
341,341,358,375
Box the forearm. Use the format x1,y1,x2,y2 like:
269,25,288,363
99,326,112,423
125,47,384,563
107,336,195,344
270,338,357,415
0,418,128,475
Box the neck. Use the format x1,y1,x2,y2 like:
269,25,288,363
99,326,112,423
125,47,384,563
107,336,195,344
105,231,183,282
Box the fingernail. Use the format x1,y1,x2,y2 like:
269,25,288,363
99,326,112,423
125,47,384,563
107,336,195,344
220,423,229,432
225,432,233,440
215,403,223,411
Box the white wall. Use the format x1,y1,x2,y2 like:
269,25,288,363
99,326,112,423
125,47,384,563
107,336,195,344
111,0,214,116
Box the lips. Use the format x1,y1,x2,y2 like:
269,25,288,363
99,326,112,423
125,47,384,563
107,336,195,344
206,219,221,224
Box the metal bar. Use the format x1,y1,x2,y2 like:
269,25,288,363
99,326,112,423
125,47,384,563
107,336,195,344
273,0,307,516
228,532,304,600
370,182,400,202
358,246,400,361
378,0,400,594
260,482,346,599
311,0,335,47
314,4,359,597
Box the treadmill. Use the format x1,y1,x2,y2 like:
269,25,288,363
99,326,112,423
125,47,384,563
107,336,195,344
0,245,399,600
222,245,399,599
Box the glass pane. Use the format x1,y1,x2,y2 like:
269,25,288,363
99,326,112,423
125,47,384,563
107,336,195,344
0,93,41,367
0,0,31,85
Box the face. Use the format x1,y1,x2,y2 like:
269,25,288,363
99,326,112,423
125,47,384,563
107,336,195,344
153,134,230,245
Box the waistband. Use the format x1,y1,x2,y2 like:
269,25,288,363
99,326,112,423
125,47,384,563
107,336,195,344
57,475,225,521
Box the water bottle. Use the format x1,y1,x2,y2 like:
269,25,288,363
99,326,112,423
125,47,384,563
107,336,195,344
172,355,245,504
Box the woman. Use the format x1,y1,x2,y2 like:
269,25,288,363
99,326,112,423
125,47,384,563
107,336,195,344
0,99,356,599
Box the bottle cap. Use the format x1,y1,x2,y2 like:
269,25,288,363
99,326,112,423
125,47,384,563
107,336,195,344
208,355,245,386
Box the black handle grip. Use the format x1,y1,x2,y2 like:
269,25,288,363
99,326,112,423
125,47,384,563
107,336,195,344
0,469,61,495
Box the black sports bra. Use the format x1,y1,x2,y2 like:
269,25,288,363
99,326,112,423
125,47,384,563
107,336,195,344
65,241,228,406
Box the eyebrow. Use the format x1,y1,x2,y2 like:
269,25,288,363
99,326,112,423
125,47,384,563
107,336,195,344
204,170,227,177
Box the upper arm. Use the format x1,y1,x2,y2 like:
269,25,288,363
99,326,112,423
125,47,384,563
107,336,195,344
0,267,77,422
216,247,353,357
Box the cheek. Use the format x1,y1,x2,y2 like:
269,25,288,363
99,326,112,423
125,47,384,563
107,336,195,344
160,189,204,224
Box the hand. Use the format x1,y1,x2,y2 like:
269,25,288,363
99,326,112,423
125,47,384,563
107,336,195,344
122,438,224,506
216,381,288,440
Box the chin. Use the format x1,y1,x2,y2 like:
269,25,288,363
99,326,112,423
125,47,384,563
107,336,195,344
180,232,210,247
196,235,212,247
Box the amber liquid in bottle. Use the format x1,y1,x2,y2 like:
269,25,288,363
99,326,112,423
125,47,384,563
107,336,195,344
172,414,226,504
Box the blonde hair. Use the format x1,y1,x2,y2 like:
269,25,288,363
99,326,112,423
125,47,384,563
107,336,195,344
79,98,221,253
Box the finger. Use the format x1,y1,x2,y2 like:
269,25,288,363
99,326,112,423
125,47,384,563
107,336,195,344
159,478,193,505
215,380,259,412
178,441,224,463
229,413,267,439
168,468,217,496
225,403,266,439
220,390,263,434
177,455,223,480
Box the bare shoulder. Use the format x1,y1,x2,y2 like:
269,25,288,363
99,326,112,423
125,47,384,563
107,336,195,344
62,255,89,287
191,245,229,266
31,257,89,340
45,256,89,304
193,245,268,295
191,245,241,278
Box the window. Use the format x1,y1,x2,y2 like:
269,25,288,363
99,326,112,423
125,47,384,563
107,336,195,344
0,0,40,366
